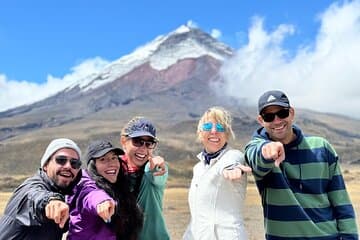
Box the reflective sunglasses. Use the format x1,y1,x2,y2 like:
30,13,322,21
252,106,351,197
54,155,82,169
131,137,157,149
261,108,290,122
201,122,225,132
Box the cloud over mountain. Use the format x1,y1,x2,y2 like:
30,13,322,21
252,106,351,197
219,0,360,119
0,57,109,111
1,1,360,120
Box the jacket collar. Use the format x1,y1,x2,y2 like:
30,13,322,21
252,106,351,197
197,144,229,165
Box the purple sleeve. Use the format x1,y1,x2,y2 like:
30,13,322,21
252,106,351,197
82,187,115,214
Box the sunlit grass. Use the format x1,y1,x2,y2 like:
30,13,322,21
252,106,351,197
0,192,12,212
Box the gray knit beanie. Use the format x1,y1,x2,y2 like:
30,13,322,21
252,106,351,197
40,138,82,168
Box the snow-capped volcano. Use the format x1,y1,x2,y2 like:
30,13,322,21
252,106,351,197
1,25,359,171
0,25,238,139
69,25,233,92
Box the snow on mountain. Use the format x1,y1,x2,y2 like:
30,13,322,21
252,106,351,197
150,25,232,70
67,25,233,93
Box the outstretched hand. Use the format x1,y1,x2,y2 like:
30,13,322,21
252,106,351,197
261,141,285,167
223,164,252,180
149,155,167,176
96,200,116,223
45,199,69,229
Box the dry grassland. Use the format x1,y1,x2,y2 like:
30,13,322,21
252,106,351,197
0,165,359,240
0,192,12,213
164,184,264,240
164,181,360,240
163,165,360,239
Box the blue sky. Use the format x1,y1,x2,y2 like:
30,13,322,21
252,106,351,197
0,1,333,82
1,0,360,119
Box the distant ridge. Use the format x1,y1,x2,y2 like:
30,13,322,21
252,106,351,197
0,25,359,175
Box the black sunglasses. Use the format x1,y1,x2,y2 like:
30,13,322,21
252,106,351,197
54,155,82,169
131,137,157,149
261,108,290,122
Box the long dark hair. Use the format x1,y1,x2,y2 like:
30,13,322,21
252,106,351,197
87,155,143,240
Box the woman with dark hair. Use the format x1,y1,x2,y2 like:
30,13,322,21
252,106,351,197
67,139,143,240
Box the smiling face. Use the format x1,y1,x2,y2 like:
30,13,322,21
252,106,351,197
120,135,155,168
257,105,295,144
197,107,234,154
199,118,228,153
94,151,120,183
43,148,81,189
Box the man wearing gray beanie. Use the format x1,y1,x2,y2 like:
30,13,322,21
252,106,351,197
0,138,82,240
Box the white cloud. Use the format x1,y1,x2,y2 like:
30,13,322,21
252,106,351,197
211,28,222,39
0,57,109,112
186,20,198,28
219,0,360,119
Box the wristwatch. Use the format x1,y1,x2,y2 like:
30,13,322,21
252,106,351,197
47,194,64,203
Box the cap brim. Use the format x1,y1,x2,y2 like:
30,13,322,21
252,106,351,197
91,147,125,158
260,102,290,113
128,131,156,139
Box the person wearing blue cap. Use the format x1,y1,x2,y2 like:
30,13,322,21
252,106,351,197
120,116,170,240
0,138,82,240
245,90,358,239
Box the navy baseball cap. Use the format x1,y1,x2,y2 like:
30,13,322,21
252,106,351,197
123,118,157,139
258,90,290,114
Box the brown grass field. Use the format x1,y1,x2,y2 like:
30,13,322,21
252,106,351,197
0,165,359,240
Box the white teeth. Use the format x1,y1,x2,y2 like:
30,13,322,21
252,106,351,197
105,170,116,174
208,138,219,142
135,153,146,158
60,171,71,177
274,124,285,130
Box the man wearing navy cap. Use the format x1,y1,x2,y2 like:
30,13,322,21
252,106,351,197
245,90,358,239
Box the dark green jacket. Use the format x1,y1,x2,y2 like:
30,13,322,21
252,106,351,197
128,162,170,240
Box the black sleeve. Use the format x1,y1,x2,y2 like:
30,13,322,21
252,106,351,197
14,186,64,226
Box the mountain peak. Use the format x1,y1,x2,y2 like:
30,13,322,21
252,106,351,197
172,24,193,34
71,25,234,92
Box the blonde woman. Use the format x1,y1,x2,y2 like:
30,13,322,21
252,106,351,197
183,106,251,240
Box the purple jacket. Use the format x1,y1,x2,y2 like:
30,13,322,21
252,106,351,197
66,170,116,240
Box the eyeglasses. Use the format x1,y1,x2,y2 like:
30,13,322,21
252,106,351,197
131,137,157,149
261,108,290,122
54,155,82,169
201,122,225,132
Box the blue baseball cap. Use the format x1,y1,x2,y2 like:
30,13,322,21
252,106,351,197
124,118,157,139
258,90,290,114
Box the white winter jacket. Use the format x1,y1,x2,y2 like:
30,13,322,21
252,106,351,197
183,148,248,240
